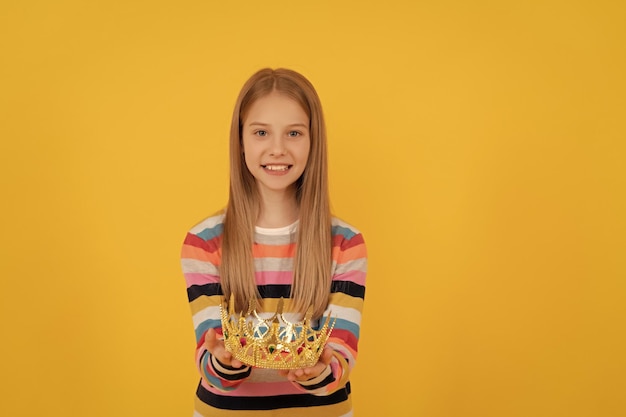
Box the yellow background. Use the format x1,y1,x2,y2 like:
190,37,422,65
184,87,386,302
1,1,625,416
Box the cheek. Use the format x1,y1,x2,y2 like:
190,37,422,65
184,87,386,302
241,137,254,161
243,151,254,172
240,141,252,169
302,142,312,163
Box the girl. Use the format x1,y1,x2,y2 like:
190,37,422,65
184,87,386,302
181,68,367,416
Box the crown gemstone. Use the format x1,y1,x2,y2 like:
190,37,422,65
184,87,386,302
220,295,336,370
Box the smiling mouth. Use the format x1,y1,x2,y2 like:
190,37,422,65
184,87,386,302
262,164,292,171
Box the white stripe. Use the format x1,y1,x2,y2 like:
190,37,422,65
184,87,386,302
255,220,298,236
325,304,362,324
254,257,294,271
334,258,367,275
188,214,225,234
181,258,219,275
248,367,286,382
192,305,222,329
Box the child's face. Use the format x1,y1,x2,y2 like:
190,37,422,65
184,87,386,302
242,91,311,198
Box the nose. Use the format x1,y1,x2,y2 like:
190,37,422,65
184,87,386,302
269,136,286,156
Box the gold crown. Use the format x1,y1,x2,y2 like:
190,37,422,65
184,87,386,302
220,295,335,370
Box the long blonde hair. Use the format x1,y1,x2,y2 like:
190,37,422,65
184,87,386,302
220,68,332,318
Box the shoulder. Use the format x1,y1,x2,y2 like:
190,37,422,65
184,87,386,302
331,217,366,254
330,217,368,273
331,217,364,241
186,211,226,241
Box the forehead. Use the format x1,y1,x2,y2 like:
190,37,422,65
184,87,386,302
243,92,309,125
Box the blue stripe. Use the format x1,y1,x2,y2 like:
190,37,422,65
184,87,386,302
195,319,222,342
332,225,357,240
197,223,224,241
324,317,360,339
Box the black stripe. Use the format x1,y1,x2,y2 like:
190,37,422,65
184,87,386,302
299,371,336,391
258,284,291,298
213,369,251,381
212,356,252,381
188,283,222,302
331,281,365,299
258,283,365,299
196,380,351,410
188,281,364,303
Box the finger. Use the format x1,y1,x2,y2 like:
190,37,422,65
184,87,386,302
204,329,232,365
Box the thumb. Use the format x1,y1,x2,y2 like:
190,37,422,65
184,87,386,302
204,328,218,350
320,346,334,365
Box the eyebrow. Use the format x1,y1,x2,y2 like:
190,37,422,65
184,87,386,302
247,122,309,128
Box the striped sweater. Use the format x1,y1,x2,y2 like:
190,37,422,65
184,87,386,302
181,213,367,417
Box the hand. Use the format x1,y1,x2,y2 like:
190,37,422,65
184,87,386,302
279,346,334,382
203,328,244,368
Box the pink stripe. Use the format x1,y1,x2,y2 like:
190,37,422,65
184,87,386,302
255,270,293,286
333,270,366,286
201,379,302,397
185,272,219,286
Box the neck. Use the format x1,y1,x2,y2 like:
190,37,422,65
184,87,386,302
256,187,299,228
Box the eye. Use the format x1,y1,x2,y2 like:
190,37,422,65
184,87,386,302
255,130,268,137
288,131,301,137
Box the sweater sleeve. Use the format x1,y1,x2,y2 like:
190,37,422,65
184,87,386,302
181,222,251,392
296,224,367,395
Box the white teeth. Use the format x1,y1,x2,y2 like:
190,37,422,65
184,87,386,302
264,165,289,171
